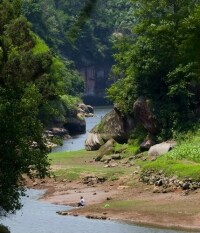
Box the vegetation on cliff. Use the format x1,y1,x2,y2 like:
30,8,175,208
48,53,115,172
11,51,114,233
22,0,135,68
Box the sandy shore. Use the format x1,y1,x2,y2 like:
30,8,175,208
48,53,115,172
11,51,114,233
29,176,200,232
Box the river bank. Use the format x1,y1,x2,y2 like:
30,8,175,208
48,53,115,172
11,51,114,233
26,106,200,232
27,156,200,233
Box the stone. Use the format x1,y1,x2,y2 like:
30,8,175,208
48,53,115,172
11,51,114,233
111,154,121,160
85,109,135,151
95,138,116,161
148,142,173,157
85,133,105,151
140,139,155,151
133,96,159,135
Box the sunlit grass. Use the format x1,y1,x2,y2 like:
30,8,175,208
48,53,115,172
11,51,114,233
49,149,131,181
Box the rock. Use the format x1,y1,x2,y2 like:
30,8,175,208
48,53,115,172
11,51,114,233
87,105,94,113
64,114,86,135
153,186,161,193
47,127,69,137
32,182,38,186
78,103,93,114
95,138,116,161
85,133,105,151
100,155,112,163
85,109,135,151
148,142,173,157
133,96,159,135
111,154,121,160
140,139,155,151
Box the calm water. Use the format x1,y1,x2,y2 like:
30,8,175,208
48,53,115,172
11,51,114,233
0,107,194,233
1,189,191,233
52,106,112,152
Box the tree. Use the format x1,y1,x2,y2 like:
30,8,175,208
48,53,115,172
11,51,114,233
0,0,84,215
108,0,200,138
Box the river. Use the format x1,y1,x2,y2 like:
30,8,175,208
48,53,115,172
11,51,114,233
52,106,112,152
0,107,194,233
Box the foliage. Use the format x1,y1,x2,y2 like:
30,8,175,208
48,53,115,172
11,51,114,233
0,0,84,215
166,128,200,162
22,0,135,68
108,0,200,139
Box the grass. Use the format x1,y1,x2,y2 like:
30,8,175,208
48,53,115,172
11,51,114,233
140,128,200,180
48,149,132,181
114,142,139,157
48,127,200,182
142,156,200,180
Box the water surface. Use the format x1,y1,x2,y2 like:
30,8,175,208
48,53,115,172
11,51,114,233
52,106,112,152
1,189,191,233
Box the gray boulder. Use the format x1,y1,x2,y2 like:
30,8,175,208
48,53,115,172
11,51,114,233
95,138,116,161
85,133,105,151
85,109,134,151
148,141,176,157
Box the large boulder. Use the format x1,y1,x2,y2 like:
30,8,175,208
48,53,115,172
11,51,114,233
64,113,86,135
84,133,105,151
148,141,177,157
85,109,134,151
95,138,116,161
133,97,159,135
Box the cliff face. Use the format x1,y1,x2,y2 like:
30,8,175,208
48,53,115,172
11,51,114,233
79,65,112,105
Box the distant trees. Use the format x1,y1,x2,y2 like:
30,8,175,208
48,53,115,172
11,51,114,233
22,0,135,68
108,0,200,138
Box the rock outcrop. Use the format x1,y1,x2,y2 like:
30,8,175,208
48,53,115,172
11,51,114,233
133,97,159,135
64,114,86,135
85,109,134,151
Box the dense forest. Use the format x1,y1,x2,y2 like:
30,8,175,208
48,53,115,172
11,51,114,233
22,0,135,103
1,0,200,219
108,0,200,139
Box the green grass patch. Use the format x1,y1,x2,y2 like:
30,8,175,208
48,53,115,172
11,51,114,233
49,149,132,181
114,143,139,156
142,156,200,180
140,128,200,180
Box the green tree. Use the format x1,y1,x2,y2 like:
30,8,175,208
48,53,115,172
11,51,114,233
108,0,200,138
0,0,84,214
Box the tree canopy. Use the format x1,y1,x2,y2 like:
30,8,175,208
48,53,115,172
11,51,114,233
22,0,135,68
108,0,200,138
0,0,84,214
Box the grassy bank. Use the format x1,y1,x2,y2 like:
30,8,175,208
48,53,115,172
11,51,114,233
48,128,200,182
46,132,200,231
48,150,134,182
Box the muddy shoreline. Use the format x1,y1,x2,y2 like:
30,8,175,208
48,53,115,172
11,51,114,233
28,177,200,232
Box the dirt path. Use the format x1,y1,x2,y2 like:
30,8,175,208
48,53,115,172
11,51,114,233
28,177,200,232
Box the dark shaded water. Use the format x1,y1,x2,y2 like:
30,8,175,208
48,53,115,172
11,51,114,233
0,107,195,233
